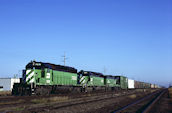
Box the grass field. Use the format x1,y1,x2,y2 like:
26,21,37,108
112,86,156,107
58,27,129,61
31,96,69,104
0,91,11,96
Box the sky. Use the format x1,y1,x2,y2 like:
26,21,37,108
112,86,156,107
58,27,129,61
0,0,171,87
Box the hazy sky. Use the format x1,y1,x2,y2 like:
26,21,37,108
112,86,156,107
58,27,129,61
0,0,171,87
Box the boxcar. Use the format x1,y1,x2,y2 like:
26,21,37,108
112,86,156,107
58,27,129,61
128,79,135,89
134,81,142,89
145,83,151,88
151,84,154,88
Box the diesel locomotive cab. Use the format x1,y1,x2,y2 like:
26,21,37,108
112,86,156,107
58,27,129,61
25,61,43,84
12,61,44,95
78,70,105,89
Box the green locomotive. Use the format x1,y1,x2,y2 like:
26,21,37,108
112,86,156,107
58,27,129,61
12,61,128,95
25,61,78,86
13,61,79,95
115,76,128,89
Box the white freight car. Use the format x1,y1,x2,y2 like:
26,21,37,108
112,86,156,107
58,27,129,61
128,79,135,89
151,84,155,88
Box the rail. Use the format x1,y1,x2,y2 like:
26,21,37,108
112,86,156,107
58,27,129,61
142,89,166,113
113,89,166,113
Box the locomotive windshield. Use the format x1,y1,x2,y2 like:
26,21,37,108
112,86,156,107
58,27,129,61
80,71,104,77
106,75,115,79
115,76,120,85
26,62,42,69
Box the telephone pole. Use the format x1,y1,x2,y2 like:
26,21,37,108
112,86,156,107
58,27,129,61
62,52,68,66
103,66,107,75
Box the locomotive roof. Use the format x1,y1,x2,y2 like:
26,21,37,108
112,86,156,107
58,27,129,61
26,61,77,73
82,71,104,77
105,75,115,79
114,75,127,78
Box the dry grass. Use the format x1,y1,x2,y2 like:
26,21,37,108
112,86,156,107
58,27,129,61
15,107,25,111
0,99,24,105
151,89,156,93
31,96,69,104
128,94,137,99
49,96,68,102
31,98,48,104
0,91,11,96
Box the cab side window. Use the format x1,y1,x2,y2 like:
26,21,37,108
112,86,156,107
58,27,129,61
47,68,50,73
41,68,45,78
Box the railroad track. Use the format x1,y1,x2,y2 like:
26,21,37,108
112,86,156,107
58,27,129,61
0,90,130,112
22,90,155,113
0,89,133,105
25,91,132,113
0,89,158,113
0,90,116,102
113,89,166,113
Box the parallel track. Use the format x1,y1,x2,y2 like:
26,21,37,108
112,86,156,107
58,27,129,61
113,89,166,113
23,89,157,113
0,90,131,112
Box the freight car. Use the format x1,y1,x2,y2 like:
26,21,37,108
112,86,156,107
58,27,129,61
128,79,135,89
135,81,144,89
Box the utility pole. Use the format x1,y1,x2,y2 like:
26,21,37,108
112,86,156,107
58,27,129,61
103,66,107,75
62,52,68,66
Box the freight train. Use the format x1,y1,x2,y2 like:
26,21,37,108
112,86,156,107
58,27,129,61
12,61,160,95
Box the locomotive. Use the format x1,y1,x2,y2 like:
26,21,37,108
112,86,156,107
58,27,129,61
12,61,158,95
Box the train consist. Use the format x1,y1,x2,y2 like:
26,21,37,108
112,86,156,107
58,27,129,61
12,61,160,95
